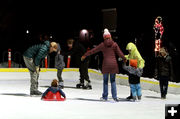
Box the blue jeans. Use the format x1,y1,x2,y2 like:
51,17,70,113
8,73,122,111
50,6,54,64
130,83,142,97
102,74,117,100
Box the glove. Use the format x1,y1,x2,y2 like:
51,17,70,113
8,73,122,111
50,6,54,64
118,57,123,61
81,56,86,61
118,58,127,63
36,66,40,73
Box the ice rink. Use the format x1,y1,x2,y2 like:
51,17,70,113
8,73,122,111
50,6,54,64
0,69,180,119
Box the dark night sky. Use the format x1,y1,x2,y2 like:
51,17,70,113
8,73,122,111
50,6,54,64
0,0,179,80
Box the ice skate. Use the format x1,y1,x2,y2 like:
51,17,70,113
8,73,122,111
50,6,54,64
161,94,166,99
130,96,137,102
76,82,84,89
113,98,119,102
100,97,107,101
58,81,64,89
83,81,92,90
137,96,141,100
126,95,133,100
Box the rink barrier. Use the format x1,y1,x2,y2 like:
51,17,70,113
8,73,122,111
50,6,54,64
8,49,11,68
0,68,180,94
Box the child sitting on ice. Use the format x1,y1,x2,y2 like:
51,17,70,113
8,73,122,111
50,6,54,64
41,79,66,101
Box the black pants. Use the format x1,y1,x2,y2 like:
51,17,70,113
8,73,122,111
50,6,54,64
79,59,90,84
158,76,169,97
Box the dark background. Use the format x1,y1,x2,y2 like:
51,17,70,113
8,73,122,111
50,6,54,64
0,0,179,81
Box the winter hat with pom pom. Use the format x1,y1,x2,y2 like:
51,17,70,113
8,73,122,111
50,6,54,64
103,28,111,39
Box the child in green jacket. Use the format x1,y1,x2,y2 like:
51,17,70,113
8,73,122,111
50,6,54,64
123,42,145,101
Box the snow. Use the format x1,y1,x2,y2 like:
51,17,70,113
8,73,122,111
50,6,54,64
0,70,180,119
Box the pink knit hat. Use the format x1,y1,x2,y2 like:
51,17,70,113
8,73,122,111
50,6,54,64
103,28,111,39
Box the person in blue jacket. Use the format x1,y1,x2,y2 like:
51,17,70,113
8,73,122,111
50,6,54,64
23,40,58,95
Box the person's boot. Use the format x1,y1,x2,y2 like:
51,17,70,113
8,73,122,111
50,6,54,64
59,81,64,89
130,96,136,102
30,90,42,96
83,81,92,89
137,96,142,100
100,97,107,101
126,95,133,100
76,82,84,88
113,98,119,102
161,94,166,99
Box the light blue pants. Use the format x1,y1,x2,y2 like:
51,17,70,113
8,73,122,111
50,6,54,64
130,83,142,97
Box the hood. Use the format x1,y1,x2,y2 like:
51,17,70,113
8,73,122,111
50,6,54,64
104,39,114,47
126,42,137,53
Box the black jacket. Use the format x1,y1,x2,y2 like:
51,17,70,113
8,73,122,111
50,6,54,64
65,41,90,66
155,55,172,77
129,73,140,84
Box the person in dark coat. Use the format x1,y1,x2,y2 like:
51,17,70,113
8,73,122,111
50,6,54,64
55,43,65,88
41,79,66,101
23,41,58,95
65,30,92,89
82,28,126,101
155,47,172,99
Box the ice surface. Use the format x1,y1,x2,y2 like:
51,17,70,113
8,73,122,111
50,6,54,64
0,71,179,119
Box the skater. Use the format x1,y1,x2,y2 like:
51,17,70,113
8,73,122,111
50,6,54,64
55,43,65,88
23,40,58,95
66,29,92,89
155,47,172,99
123,42,145,101
81,28,126,101
65,38,76,68
41,79,66,101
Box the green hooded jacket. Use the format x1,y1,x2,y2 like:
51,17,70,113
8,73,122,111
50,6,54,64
23,40,50,66
125,42,145,68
